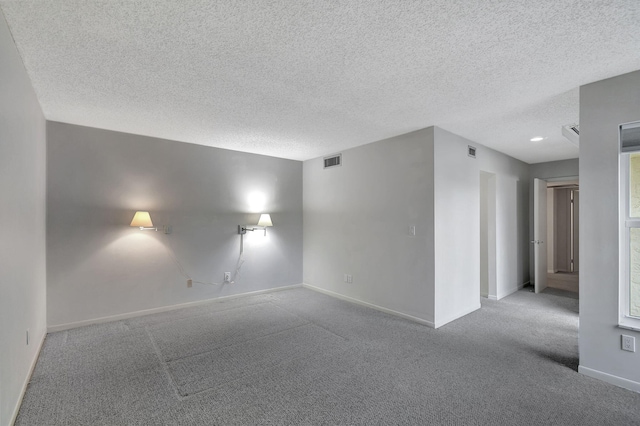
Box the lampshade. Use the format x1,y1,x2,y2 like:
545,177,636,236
130,211,154,228
257,213,273,227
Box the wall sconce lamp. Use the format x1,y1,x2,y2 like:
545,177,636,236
238,213,273,236
130,211,171,234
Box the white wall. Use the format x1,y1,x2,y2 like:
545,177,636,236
0,12,47,425
494,175,520,298
433,127,481,326
479,172,496,298
47,122,303,328
303,128,436,324
530,159,579,181
304,126,530,328
579,70,640,391
475,137,531,299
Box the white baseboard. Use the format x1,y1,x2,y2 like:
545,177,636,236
484,281,528,301
579,365,640,393
494,281,528,301
302,283,435,328
434,303,481,329
48,284,303,332
10,331,46,425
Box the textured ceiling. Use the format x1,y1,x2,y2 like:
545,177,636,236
1,1,639,163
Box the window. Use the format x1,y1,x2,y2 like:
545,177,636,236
620,121,640,329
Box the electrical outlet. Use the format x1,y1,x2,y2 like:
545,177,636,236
187,279,192,288
409,225,416,236
622,334,636,352
344,274,353,283
224,272,231,283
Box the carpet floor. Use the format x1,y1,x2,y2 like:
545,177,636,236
16,286,640,425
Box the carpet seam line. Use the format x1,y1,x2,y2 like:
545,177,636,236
267,300,350,341
129,301,273,331
144,326,187,401
171,332,350,398
162,321,313,363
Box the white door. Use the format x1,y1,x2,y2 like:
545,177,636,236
534,178,548,293
572,189,579,272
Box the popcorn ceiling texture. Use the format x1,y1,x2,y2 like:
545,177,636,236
1,1,639,163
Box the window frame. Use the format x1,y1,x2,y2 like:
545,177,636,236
619,121,640,331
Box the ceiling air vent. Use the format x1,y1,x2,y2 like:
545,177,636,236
468,145,477,158
562,123,580,147
324,154,342,169
621,122,640,152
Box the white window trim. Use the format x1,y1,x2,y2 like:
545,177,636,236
619,121,640,331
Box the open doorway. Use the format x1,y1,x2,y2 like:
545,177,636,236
546,180,579,294
533,177,579,295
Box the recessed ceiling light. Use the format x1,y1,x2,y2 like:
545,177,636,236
530,136,545,142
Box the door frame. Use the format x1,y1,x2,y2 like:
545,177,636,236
534,178,548,293
531,175,579,293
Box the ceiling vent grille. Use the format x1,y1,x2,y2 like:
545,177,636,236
468,146,477,158
324,154,342,169
621,122,640,152
562,123,580,147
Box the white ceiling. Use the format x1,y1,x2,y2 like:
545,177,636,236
1,1,639,163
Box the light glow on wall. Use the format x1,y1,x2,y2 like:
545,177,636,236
247,192,267,212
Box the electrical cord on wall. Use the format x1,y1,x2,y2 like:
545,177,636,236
231,234,246,283
163,232,245,287
164,234,223,286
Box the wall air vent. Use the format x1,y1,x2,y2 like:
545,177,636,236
324,153,342,169
562,123,580,147
468,146,476,158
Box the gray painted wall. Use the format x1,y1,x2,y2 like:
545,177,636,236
530,159,579,181
303,128,436,324
473,135,531,299
0,12,47,425
47,122,303,327
303,126,529,328
433,127,481,325
479,172,496,298
579,70,640,390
